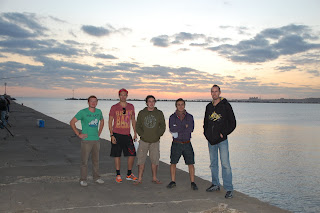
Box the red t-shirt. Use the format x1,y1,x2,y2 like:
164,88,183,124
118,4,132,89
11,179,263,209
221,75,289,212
109,102,135,135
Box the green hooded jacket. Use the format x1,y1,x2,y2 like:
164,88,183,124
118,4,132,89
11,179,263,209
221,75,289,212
136,107,166,143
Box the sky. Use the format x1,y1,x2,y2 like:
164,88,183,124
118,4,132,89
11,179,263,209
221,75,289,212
0,0,319,100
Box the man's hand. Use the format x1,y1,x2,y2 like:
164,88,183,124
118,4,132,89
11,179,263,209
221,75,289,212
78,133,88,139
220,133,223,138
111,135,117,144
133,133,138,141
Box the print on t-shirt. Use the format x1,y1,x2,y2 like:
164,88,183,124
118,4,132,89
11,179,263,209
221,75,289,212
115,110,132,129
89,118,99,127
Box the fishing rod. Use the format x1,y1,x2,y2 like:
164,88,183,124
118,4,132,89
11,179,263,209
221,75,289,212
0,120,14,137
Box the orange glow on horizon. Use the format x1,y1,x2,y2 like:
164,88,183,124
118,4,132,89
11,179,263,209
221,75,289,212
3,86,304,100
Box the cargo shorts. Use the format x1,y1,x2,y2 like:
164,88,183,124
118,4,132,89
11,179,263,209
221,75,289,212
136,140,160,166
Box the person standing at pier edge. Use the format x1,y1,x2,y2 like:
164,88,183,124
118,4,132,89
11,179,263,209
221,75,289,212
203,85,236,198
167,98,198,190
70,95,105,187
0,95,8,129
108,88,138,183
135,95,166,184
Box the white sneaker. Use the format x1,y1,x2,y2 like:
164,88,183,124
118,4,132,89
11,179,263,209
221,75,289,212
95,179,104,184
80,180,88,187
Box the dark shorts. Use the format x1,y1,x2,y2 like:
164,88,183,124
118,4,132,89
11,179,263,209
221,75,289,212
110,133,136,157
170,142,195,165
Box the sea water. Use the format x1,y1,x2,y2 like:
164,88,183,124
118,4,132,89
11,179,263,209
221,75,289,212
15,98,320,213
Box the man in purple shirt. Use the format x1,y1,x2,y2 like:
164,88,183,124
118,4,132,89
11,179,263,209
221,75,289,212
166,98,198,190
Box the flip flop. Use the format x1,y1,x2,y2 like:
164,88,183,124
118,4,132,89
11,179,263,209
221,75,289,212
133,180,142,185
152,180,162,184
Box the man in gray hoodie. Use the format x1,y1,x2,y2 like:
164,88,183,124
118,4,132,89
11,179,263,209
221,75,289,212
135,95,166,184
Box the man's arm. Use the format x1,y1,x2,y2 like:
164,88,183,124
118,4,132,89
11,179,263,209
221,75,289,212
186,114,194,133
158,112,166,136
108,116,116,144
203,105,209,133
98,119,104,137
131,113,137,140
221,103,236,137
136,112,144,136
70,117,87,139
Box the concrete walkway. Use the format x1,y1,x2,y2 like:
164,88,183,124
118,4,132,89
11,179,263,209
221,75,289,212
0,102,289,213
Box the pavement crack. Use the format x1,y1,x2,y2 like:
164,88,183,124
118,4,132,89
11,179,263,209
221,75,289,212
50,199,212,211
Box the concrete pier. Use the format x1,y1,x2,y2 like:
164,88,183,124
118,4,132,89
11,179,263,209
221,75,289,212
0,102,289,212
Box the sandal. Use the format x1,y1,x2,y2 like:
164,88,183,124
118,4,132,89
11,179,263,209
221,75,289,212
133,180,142,185
152,180,162,184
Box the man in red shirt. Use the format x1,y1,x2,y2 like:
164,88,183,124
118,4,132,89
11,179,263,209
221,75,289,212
108,88,138,183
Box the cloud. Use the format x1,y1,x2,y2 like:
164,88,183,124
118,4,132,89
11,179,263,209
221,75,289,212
207,24,320,63
2,12,47,35
275,65,297,72
69,30,77,38
150,32,225,47
306,70,319,77
0,55,226,93
150,35,170,47
178,48,190,51
81,25,111,37
219,25,250,35
172,32,206,44
81,24,132,37
290,52,320,65
49,16,66,23
0,18,33,38
0,12,47,38
0,38,82,57
115,27,132,35
189,43,208,47
94,53,118,59
0,38,42,48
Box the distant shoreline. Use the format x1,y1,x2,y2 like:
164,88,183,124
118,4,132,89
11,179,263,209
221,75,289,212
64,97,320,104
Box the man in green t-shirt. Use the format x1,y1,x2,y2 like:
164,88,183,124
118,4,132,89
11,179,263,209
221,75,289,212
70,95,105,187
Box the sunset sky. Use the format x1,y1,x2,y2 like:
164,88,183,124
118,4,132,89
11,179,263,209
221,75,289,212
0,0,319,100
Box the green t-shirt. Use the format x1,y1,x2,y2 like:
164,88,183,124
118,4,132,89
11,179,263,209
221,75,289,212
75,108,103,141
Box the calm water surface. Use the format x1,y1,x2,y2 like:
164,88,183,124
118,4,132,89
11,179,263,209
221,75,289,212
16,98,320,213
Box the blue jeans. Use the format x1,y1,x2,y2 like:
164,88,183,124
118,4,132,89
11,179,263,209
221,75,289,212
0,111,7,128
208,139,233,191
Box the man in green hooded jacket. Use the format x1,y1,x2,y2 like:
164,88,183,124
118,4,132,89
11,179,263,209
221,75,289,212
135,95,166,184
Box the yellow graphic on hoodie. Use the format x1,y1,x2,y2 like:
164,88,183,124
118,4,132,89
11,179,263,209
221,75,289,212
209,111,222,121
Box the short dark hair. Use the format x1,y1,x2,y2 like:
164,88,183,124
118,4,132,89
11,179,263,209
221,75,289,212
212,84,221,92
145,95,156,103
88,95,98,102
175,98,185,107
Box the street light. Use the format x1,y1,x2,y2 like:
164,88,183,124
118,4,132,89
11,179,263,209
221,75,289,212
1,76,30,95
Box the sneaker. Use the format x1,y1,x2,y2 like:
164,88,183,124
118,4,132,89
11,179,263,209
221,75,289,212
80,180,88,187
206,184,220,192
191,182,198,190
95,179,104,184
115,175,122,183
225,191,233,199
126,173,138,181
166,181,176,189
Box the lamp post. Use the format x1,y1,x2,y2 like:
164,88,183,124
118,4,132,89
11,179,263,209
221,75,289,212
1,76,30,95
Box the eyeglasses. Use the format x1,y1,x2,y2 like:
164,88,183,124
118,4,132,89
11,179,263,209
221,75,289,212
123,108,126,114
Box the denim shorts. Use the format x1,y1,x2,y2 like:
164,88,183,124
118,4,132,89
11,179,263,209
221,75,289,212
170,142,195,165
